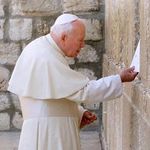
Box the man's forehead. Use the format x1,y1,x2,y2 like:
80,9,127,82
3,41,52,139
54,14,79,26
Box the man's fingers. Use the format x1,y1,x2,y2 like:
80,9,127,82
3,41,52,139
133,71,138,76
127,66,135,72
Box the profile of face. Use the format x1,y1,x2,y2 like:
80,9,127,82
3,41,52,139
61,20,85,57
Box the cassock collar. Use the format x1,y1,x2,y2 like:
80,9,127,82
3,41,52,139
45,34,65,57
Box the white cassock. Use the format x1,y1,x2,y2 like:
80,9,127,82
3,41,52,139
8,34,123,150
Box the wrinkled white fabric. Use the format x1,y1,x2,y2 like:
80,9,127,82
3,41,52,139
18,97,82,150
8,34,89,99
67,75,123,104
17,75,122,150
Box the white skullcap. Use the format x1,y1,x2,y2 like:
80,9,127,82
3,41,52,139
53,14,79,26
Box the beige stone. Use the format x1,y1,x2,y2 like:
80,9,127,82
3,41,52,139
12,112,23,129
138,116,150,150
0,19,4,39
102,54,150,150
9,19,32,41
0,42,20,65
63,0,99,12
77,45,99,63
0,132,19,150
105,0,139,66
35,19,50,36
140,0,150,88
0,66,10,91
84,103,100,110
0,94,10,111
0,0,4,17
0,113,10,130
83,19,102,41
103,1,150,149
80,131,101,150
10,0,62,16
11,94,21,110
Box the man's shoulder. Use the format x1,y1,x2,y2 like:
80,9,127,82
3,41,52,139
25,35,47,49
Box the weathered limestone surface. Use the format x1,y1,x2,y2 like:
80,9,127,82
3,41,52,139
0,66,10,91
0,43,20,65
63,0,99,12
12,112,23,129
10,0,62,16
11,93,21,110
140,0,150,88
0,19,5,40
83,19,102,41
103,0,150,150
77,45,99,63
0,132,19,150
0,113,10,130
0,94,10,111
0,0,4,17
9,19,32,41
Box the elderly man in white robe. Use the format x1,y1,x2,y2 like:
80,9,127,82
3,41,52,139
8,14,138,150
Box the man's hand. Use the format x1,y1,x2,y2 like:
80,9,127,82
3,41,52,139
80,111,97,128
120,66,138,82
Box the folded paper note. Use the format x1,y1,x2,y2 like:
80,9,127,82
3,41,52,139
130,40,140,72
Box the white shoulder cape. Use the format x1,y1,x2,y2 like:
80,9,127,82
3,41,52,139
8,34,89,99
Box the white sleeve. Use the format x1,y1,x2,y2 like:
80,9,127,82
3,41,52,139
67,75,123,105
78,105,87,124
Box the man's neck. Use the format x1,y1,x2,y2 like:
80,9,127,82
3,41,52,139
50,33,63,51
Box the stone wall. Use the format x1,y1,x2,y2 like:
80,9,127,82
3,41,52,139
103,0,150,150
0,0,104,134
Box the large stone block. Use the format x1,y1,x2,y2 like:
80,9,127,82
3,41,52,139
138,115,150,150
0,19,4,39
105,0,139,65
0,42,20,65
10,0,62,16
80,132,101,150
0,0,4,17
83,19,102,41
0,94,10,111
0,113,10,130
130,106,140,150
10,93,21,110
9,18,32,41
121,97,132,150
35,19,50,37
0,66,10,91
122,78,150,126
12,112,23,129
77,45,99,63
106,98,124,150
0,132,19,150
129,105,150,150
63,0,99,12
140,0,150,88
84,103,100,110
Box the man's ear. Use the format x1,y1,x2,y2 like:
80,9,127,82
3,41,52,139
61,32,67,42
